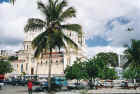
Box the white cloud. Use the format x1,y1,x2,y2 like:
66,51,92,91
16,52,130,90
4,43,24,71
87,46,125,58
68,0,137,39
0,0,140,57
0,0,41,50
104,10,140,47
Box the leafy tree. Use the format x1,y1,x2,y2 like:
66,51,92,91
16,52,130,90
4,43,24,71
8,56,18,61
65,56,118,88
65,60,87,84
123,68,136,80
83,57,105,88
123,66,140,83
0,60,13,74
24,0,82,91
123,39,140,69
102,68,118,80
83,56,118,88
96,52,118,67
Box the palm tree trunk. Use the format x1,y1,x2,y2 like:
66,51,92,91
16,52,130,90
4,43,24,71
48,48,52,92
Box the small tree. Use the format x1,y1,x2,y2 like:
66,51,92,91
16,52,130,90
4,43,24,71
84,56,118,88
103,68,118,80
123,66,140,83
83,57,104,88
0,60,13,74
8,56,18,61
65,60,87,84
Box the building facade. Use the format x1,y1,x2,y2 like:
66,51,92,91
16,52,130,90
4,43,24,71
13,30,87,77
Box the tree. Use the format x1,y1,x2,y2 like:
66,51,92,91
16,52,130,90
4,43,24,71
123,66,140,83
96,52,118,67
8,56,18,61
83,56,118,88
102,68,118,80
123,67,136,80
65,60,87,84
123,39,140,69
83,57,105,88
0,60,13,74
24,0,82,91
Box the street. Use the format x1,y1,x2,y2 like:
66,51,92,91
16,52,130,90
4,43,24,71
0,85,140,94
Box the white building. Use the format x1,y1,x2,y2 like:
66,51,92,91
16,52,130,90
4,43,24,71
0,50,16,57
13,30,87,77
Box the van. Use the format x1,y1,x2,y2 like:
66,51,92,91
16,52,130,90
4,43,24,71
41,77,68,91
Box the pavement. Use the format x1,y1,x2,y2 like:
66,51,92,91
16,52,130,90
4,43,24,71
0,85,140,94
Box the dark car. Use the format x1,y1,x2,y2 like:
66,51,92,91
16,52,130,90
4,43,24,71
32,80,41,86
11,79,27,86
3,79,11,85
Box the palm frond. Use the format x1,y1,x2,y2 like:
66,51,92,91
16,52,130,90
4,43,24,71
63,35,78,50
56,0,67,13
61,24,82,35
123,39,140,69
32,31,49,58
59,7,76,21
38,1,46,10
54,0,59,6
32,31,48,49
24,18,46,32
123,59,133,69
10,0,15,5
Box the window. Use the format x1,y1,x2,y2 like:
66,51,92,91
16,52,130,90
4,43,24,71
26,64,28,71
21,64,23,72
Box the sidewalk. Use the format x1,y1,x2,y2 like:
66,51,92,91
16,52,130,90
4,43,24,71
88,87,140,94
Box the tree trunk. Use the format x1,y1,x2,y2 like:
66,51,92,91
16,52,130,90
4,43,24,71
48,49,52,92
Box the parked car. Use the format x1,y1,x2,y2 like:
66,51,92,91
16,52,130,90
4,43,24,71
67,82,87,90
121,81,128,88
32,80,41,86
11,79,27,86
32,86,44,92
41,77,68,91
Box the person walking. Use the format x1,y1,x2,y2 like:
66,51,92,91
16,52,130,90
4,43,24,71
27,80,33,94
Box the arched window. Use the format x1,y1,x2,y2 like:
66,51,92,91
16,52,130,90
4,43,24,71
31,68,34,75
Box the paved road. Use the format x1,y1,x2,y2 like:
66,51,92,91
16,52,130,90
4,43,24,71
0,85,45,94
0,85,140,94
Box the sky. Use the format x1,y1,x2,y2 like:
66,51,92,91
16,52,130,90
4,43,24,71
0,0,140,57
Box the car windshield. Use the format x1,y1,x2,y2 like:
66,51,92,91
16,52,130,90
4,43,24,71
58,79,64,81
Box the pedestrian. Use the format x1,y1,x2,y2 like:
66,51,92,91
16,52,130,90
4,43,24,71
27,80,33,94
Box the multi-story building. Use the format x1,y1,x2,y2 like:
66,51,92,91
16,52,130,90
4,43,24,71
14,30,87,77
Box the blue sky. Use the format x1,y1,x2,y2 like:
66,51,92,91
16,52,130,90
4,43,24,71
0,0,140,56
0,0,8,3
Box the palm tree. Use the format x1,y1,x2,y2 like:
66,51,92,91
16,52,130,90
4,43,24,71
24,0,82,91
123,39,140,69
